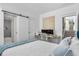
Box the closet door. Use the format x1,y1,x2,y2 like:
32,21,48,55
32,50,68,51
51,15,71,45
17,16,29,41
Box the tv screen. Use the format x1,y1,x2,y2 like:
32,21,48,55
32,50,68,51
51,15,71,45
41,29,53,34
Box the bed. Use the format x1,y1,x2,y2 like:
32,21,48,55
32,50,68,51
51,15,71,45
1,36,73,56
2,40,58,56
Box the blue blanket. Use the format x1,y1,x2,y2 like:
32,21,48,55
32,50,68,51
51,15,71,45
0,40,36,55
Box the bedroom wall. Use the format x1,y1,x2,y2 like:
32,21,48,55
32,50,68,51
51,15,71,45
0,4,37,39
0,5,38,44
40,4,79,39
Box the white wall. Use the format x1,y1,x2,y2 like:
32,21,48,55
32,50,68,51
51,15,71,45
0,4,38,44
40,4,79,39
0,4,40,39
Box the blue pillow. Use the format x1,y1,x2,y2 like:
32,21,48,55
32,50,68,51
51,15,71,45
65,50,73,56
77,31,79,39
53,46,69,56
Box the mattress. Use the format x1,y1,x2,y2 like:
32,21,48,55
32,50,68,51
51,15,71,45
2,40,58,56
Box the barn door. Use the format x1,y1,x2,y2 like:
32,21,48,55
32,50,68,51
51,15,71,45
16,16,29,41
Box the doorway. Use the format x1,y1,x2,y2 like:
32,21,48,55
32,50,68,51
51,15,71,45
4,13,16,44
62,16,77,38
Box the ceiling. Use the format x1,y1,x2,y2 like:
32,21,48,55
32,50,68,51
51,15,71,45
0,3,74,16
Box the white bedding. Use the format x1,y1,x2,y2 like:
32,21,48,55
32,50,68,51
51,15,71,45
2,40,58,56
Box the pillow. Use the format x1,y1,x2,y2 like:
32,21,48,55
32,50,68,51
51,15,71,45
50,37,71,56
59,37,71,48
65,49,73,56
52,46,69,56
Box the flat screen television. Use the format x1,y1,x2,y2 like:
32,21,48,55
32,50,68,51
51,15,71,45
41,29,53,34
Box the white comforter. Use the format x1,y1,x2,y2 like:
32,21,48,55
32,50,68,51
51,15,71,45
2,40,58,56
